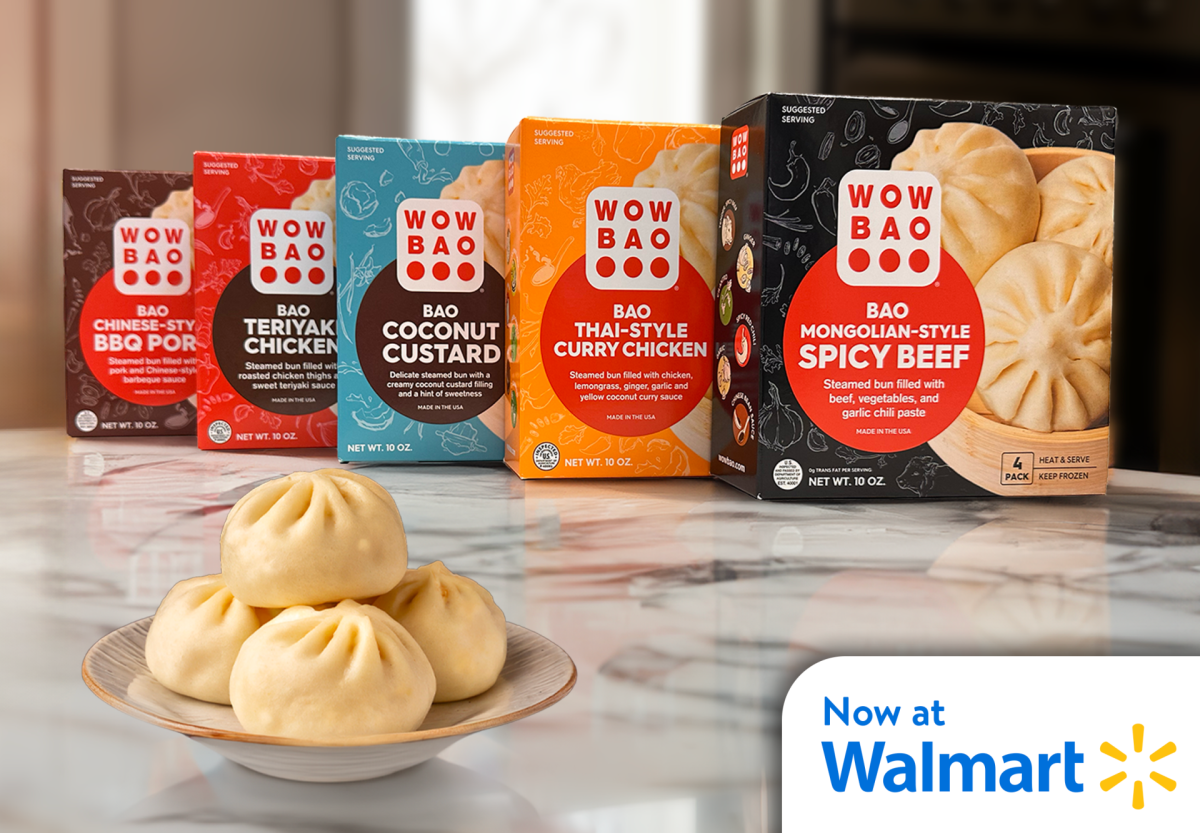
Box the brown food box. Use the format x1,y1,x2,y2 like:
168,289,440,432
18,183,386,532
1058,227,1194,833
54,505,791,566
713,95,1114,498
504,118,720,478
193,152,337,450
63,170,196,436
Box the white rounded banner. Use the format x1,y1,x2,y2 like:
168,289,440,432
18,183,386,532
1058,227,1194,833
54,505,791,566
784,656,1193,830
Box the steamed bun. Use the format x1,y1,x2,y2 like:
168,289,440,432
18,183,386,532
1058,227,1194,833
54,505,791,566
633,143,720,291
144,575,274,705
151,188,194,267
230,600,436,740
1036,154,1115,268
290,176,336,250
440,160,505,273
891,123,1039,284
221,469,407,608
374,561,507,702
975,241,1112,432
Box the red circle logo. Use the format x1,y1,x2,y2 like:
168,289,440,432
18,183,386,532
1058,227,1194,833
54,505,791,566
541,255,712,436
782,248,983,453
79,270,196,406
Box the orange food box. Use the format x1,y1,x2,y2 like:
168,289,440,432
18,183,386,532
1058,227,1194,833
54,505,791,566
504,118,719,478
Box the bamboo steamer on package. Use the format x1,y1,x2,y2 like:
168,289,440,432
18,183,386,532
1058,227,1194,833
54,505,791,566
928,147,1113,496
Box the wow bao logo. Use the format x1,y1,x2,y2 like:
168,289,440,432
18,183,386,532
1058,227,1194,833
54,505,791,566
836,170,941,287
112,218,191,296
586,187,680,291
397,198,485,293
250,209,334,296
784,658,1193,830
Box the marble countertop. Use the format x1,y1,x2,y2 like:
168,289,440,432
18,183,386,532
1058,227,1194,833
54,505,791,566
5,428,1200,832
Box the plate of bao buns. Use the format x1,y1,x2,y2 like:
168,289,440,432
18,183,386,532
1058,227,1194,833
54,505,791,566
82,469,576,782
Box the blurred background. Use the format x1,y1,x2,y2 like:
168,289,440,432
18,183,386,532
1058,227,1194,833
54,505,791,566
1,0,1194,473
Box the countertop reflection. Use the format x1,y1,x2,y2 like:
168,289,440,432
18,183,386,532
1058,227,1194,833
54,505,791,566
5,430,1200,832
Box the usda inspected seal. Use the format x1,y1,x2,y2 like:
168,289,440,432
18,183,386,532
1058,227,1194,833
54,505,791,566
74,410,98,433
207,420,232,445
532,442,560,471
774,458,803,490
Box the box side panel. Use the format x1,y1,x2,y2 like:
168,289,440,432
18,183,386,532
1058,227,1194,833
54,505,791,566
504,123,524,475
712,98,767,497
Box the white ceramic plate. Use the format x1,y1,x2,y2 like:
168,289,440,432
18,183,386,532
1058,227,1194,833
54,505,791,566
83,617,576,782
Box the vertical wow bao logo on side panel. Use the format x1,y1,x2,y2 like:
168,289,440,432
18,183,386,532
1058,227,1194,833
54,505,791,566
730,125,749,180
541,186,712,437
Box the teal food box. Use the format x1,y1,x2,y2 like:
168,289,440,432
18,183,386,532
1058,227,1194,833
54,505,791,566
336,137,506,461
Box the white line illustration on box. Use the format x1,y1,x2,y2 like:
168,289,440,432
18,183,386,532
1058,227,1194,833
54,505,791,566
339,181,379,221
341,245,378,347
437,423,487,456
399,140,453,185
768,141,811,203
364,218,392,238
346,392,395,432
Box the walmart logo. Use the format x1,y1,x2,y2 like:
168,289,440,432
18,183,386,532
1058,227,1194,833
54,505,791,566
783,657,1199,829
1100,723,1177,810
820,698,1181,806
821,697,1084,793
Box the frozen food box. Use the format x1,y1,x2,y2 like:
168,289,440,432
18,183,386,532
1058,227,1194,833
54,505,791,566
64,169,196,436
336,136,505,461
714,95,1114,498
193,152,337,450
505,118,720,478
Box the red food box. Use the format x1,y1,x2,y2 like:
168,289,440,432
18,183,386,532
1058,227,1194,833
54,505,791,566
193,153,337,449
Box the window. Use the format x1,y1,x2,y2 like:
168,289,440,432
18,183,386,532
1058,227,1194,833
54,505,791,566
413,0,706,141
